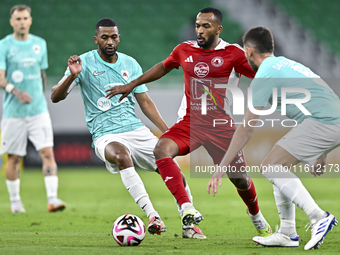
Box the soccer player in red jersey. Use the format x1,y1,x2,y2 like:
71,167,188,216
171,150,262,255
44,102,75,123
106,7,272,237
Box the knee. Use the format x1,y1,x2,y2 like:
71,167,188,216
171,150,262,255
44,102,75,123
229,177,249,189
111,153,133,170
153,143,164,160
39,148,55,162
153,139,178,160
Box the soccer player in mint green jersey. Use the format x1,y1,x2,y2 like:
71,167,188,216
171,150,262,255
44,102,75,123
0,5,66,213
51,18,205,238
208,27,339,250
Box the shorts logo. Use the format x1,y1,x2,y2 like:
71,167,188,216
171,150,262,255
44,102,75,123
11,70,24,83
33,45,40,54
121,70,129,81
194,62,209,77
211,56,224,67
97,97,111,111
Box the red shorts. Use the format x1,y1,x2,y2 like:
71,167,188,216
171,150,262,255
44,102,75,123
160,117,246,168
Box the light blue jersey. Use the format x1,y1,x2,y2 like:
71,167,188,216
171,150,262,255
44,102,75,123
0,34,48,118
250,56,340,124
66,50,147,141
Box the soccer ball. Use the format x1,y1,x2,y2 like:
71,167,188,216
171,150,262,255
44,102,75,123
112,214,146,246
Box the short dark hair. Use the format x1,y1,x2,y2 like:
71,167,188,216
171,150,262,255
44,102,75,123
95,18,118,33
10,5,31,16
199,7,223,25
243,27,274,54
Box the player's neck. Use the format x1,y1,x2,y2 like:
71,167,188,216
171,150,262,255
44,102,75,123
12,32,30,41
200,38,221,50
98,51,118,64
256,53,274,67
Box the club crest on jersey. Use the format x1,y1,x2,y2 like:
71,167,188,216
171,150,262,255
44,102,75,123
121,70,129,81
194,62,209,77
33,45,40,54
211,56,224,67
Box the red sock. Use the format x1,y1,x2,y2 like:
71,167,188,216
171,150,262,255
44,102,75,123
237,178,260,215
156,157,190,206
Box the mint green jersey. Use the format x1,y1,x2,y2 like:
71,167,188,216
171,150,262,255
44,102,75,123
0,34,48,118
250,56,340,124
66,50,147,141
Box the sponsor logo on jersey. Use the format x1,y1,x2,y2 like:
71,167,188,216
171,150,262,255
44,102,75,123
184,55,193,63
121,70,129,81
211,56,224,67
33,45,40,54
97,97,111,111
10,50,19,56
93,71,105,76
11,70,24,83
194,62,209,77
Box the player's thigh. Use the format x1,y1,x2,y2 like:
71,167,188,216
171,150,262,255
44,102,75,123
261,145,300,168
127,126,159,172
27,113,54,151
0,118,28,156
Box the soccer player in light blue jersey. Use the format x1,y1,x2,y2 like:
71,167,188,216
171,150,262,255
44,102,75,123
0,5,66,213
51,18,205,238
208,27,339,250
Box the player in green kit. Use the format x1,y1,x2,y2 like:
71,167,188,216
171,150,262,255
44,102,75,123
0,5,66,213
208,27,339,250
51,18,205,238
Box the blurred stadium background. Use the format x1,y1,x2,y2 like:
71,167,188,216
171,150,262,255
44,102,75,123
0,0,340,170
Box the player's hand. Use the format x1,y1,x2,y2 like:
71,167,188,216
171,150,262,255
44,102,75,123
68,55,82,77
310,156,326,177
207,177,223,196
105,83,134,102
207,169,225,196
12,88,32,104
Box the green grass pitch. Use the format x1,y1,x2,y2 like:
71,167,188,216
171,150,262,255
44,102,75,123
0,167,339,254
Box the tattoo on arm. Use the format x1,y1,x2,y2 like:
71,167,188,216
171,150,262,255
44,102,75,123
41,70,47,92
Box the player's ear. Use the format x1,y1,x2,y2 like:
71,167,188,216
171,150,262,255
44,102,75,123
94,35,98,44
217,25,223,35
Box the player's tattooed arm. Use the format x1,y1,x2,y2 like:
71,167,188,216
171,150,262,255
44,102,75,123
41,70,47,92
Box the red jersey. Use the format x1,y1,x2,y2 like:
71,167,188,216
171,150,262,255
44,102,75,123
164,40,255,128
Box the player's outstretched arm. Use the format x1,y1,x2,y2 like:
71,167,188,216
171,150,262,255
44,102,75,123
105,61,172,102
51,55,82,103
0,69,32,104
135,92,169,133
207,108,261,196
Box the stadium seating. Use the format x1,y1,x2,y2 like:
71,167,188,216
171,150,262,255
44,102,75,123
271,0,340,56
0,0,243,81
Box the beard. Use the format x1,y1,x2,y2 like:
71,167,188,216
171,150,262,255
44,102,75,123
98,43,117,57
248,58,258,72
197,34,216,49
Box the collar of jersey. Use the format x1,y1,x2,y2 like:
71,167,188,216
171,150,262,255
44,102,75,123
191,39,228,50
94,50,121,67
10,34,32,45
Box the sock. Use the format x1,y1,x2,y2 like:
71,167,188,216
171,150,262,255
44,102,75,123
263,164,326,222
248,210,267,230
120,167,159,219
176,172,194,229
273,185,297,238
44,176,58,201
6,179,21,202
237,178,260,215
156,157,190,206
